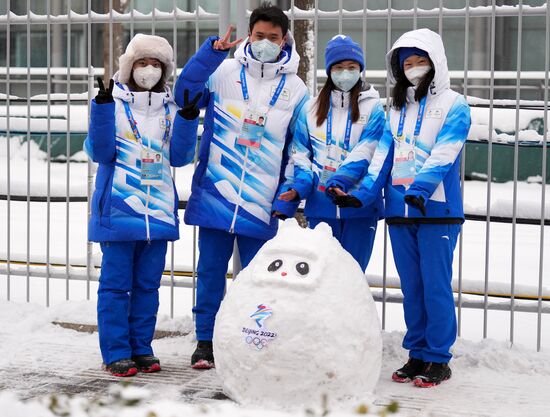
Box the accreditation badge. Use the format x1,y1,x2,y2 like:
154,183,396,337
392,138,416,186
318,145,347,192
140,149,163,186
237,108,267,148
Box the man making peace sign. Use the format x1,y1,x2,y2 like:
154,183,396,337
174,2,308,369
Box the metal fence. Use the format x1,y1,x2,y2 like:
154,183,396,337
0,1,549,351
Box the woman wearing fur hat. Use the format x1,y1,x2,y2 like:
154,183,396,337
274,35,385,271
328,29,471,387
84,33,201,377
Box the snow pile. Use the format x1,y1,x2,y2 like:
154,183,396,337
0,135,90,197
468,106,547,144
453,337,550,376
0,134,47,161
213,220,382,408
0,104,89,133
463,180,550,219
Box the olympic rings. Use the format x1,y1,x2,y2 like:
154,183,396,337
245,336,270,350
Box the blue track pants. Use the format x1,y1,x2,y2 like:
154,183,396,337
388,223,460,363
193,227,266,341
97,240,167,365
308,217,378,271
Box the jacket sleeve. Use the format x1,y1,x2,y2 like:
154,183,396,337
173,36,229,109
346,118,394,207
169,111,199,167
288,99,314,200
83,100,116,164
272,93,310,217
326,102,386,192
405,96,471,202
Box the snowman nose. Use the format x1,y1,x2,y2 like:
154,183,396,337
281,271,287,276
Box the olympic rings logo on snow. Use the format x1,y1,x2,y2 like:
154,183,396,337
246,335,269,350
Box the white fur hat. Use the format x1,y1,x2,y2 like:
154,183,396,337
118,33,174,84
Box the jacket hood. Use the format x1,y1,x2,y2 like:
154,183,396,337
385,28,450,95
234,30,300,78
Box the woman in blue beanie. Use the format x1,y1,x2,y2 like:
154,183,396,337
273,35,385,271
327,29,471,387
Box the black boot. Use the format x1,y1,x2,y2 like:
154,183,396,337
392,357,425,383
132,355,161,373
191,341,215,369
104,358,138,377
413,362,452,387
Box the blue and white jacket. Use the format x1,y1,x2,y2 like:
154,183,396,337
273,87,385,219
85,76,198,242
174,34,309,240
330,28,471,223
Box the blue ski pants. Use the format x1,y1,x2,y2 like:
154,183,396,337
308,217,378,272
388,223,460,363
193,227,267,341
97,240,167,365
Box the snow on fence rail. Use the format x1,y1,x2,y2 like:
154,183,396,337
0,4,548,25
1,1,549,351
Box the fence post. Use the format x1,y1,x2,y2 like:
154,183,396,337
236,0,248,41
219,0,231,35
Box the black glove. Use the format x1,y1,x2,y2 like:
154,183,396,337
404,195,426,216
95,77,114,104
333,194,363,208
178,89,203,120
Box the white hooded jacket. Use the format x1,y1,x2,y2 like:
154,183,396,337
347,28,471,221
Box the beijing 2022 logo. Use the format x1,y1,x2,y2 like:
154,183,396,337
242,304,277,350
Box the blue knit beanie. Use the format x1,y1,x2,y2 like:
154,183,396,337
325,35,365,75
398,47,429,69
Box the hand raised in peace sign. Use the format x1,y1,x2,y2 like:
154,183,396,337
213,25,243,51
178,89,203,120
95,77,114,104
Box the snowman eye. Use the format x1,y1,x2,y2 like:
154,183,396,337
295,261,309,276
267,259,283,272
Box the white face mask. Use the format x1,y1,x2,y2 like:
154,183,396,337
331,69,361,92
250,38,283,63
404,65,431,87
133,65,163,90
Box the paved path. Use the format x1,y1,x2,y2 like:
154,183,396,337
2,335,548,416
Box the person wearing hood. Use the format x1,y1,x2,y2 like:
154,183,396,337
174,2,308,370
84,34,201,377
274,35,385,271
327,29,471,387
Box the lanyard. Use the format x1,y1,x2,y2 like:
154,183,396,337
326,101,353,151
396,95,427,141
122,100,171,149
239,65,287,107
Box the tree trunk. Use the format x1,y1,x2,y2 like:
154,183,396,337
102,0,126,80
291,0,314,228
293,0,314,93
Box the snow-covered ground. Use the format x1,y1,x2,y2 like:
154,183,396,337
1,299,549,416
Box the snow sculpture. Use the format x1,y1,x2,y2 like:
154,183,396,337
213,219,382,407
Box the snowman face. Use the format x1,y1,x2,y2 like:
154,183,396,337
250,248,325,289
